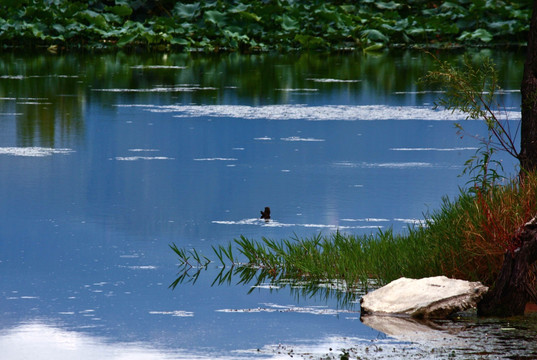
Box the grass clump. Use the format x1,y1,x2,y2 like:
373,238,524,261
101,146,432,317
171,171,537,291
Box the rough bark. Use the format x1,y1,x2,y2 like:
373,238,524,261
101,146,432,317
477,218,537,317
480,1,537,317
520,0,537,172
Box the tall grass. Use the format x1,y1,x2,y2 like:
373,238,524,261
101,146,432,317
171,171,537,290
458,172,537,284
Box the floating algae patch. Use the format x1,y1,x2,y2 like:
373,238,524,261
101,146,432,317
332,161,435,169
112,156,174,161
130,65,187,69
390,147,479,151
148,310,194,317
306,78,362,83
114,104,521,121
93,86,217,93
0,147,74,157
280,136,325,142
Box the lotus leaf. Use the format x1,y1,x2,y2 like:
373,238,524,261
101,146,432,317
361,29,389,43
173,3,201,21
105,5,133,18
204,10,227,26
280,14,299,32
458,28,493,42
0,0,531,50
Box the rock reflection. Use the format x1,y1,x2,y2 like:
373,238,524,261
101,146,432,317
171,264,537,359
361,314,465,342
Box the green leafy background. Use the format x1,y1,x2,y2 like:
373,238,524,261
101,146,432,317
0,0,532,51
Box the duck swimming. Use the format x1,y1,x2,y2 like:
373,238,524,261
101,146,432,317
260,206,271,220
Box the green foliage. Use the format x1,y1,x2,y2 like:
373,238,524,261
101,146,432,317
0,0,532,51
421,53,520,191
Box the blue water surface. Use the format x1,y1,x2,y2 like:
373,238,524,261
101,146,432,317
0,50,526,359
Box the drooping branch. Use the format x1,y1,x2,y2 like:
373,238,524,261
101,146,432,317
422,54,521,190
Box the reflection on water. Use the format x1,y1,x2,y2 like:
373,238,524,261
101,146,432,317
170,257,537,358
0,50,524,147
0,50,531,359
3,315,537,359
0,322,218,360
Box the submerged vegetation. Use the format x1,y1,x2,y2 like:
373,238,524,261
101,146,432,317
0,0,533,51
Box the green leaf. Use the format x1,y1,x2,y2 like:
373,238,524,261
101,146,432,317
340,5,356,13
294,34,327,49
102,12,122,25
3,0,22,7
28,23,44,39
105,5,133,18
444,23,460,35
229,3,250,13
374,1,402,10
204,10,226,26
488,20,516,33
171,37,190,46
363,42,384,52
361,29,389,42
280,14,299,32
52,23,65,34
439,2,467,15
173,3,200,20
458,28,493,42
238,11,261,22
77,9,108,29
223,29,248,41
407,27,427,36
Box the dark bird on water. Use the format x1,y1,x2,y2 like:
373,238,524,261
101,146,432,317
260,207,271,220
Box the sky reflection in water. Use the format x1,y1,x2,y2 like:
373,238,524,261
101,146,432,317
0,50,531,359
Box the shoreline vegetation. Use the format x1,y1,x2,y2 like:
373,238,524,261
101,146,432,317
171,172,537,292
0,0,533,52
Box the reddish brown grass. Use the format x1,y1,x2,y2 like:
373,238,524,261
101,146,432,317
460,172,537,285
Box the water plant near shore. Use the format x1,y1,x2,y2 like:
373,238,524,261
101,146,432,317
171,171,537,290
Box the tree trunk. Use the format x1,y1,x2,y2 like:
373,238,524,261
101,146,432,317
476,2,537,317
520,0,537,172
477,218,537,317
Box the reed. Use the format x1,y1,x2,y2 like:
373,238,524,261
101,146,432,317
171,171,537,290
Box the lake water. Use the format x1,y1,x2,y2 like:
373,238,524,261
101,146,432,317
0,50,535,359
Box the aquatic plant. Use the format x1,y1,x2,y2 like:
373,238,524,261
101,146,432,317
0,0,532,51
171,171,537,290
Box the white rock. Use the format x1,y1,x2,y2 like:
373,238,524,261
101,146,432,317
360,276,488,318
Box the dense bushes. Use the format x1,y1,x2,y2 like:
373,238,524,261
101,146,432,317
0,0,533,51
